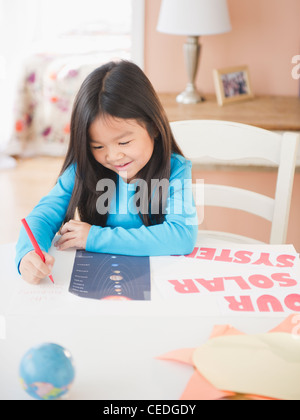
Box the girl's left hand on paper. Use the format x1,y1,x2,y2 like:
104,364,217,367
55,220,91,251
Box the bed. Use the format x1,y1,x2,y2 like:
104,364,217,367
8,31,130,156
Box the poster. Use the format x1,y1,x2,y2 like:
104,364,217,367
152,245,300,315
69,251,151,301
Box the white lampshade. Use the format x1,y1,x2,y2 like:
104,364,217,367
157,0,232,36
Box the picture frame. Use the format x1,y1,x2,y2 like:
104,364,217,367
213,65,254,106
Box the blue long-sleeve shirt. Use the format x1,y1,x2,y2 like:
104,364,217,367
16,153,198,271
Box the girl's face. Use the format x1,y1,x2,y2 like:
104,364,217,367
89,116,155,183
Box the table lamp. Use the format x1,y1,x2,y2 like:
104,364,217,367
157,0,232,104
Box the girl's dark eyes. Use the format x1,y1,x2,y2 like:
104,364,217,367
91,141,132,150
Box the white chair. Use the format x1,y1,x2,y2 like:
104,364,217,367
171,120,299,244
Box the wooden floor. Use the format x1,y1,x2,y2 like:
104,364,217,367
0,157,64,245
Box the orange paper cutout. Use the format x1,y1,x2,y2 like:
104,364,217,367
157,314,300,400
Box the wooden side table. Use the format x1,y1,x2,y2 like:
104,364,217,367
159,94,300,167
159,94,300,132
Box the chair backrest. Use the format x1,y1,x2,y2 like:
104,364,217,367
171,120,299,244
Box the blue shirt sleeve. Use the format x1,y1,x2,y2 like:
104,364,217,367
86,155,198,256
15,164,76,272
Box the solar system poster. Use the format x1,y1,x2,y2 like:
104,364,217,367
69,251,151,301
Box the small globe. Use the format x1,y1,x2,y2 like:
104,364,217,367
19,343,75,400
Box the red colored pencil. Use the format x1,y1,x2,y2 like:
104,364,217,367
21,218,55,284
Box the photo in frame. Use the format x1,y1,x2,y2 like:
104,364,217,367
213,65,254,106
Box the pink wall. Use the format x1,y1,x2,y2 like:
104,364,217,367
145,0,300,96
144,0,300,251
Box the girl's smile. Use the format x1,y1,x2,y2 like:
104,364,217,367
114,161,133,171
89,116,155,183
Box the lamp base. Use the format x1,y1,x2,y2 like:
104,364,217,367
176,36,205,104
176,84,205,104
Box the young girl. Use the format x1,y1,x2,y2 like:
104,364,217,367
16,61,198,284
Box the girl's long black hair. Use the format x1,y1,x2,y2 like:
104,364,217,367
60,60,183,227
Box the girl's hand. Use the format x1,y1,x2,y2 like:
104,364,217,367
55,220,91,251
20,251,55,285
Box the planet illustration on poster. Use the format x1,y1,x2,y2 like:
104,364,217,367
19,343,75,400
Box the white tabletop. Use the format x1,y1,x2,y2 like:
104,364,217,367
0,241,295,400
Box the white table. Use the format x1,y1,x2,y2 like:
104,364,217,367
0,241,292,400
